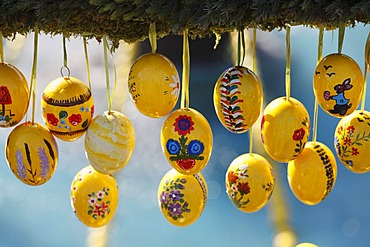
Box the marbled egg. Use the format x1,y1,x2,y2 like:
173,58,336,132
158,169,207,227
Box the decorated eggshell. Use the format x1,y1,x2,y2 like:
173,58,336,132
158,169,207,227
261,97,310,162
85,110,135,175
161,108,213,175
128,53,180,118
5,121,58,186
313,53,364,117
225,153,274,213
287,141,337,205
41,76,94,141
70,166,118,228
334,110,370,173
0,62,29,127
213,66,263,133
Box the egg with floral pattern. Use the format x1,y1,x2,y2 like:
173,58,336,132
85,110,135,175
128,53,180,118
41,76,94,141
161,108,212,175
334,110,370,173
158,169,207,227
287,141,337,205
5,121,58,186
0,62,29,127
313,53,364,118
70,166,119,228
225,153,274,213
261,97,310,162
213,66,263,133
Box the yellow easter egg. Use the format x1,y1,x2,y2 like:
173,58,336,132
0,62,29,127
41,76,94,141
5,122,58,186
158,169,207,227
334,110,370,173
313,53,364,117
128,53,180,118
287,141,337,205
296,243,318,247
225,153,274,213
161,108,213,175
261,97,310,162
85,110,135,174
70,166,119,228
213,66,263,133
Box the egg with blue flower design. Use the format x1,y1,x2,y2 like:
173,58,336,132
161,108,212,175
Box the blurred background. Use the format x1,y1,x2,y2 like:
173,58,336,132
0,24,369,247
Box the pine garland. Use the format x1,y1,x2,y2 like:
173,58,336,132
0,0,369,46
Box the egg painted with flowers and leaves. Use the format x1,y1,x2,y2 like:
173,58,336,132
158,169,208,227
334,110,370,173
288,141,337,205
261,97,310,162
226,153,274,213
0,62,29,127
213,66,263,133
128,53,180,118
70,166,119,228
313,53,364,118
5,121,58,186
41,76,94,141
161,108,213,175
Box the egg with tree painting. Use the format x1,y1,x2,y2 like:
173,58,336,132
41,76,94,141
5,122,58,186
128,53,180,118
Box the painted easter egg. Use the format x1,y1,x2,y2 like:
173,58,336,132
0,62,29,127
41,76,94,141
161,108,212,175
70,166,119,228
213,66,263,133
225,153,274,213
261,97,310,162
287,141,337,205
158,169,207,227
334,110,370,173
313,53,364,117
296,243,318,247
85,110,135,175
128,53,180,118
5,121,58,186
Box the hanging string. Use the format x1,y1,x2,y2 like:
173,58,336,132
149,22,157,54
0,32,4,63
285,25,291,101
180,29,190,109
237,30,245,66
338,25,345,54
249,29,257,155
61,34,70,77
360,32,370,111
103,36,113,113
30,28,39,124
313,27,324,143
83,37,92,90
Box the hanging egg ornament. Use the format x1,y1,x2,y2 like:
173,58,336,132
334,110,370,173
41,76,94,141
261,97,310,162
158,169,207,227
85,110,135,175
161,108,212,175
5,122,58,186
0,63,29,127
313,53,364,117
70,166,119,228
225,153,274,213
213,66,263,133
287,141,337,205
128,53,180,118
